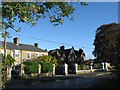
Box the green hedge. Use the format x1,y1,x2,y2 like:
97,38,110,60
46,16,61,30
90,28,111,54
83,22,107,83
77,64,90,70
23,61,39,74
93,63,101,69
42,62,53,73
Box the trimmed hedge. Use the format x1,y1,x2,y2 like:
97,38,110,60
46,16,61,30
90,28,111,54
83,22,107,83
42,62,53,73
93,63,101,69
23,61,39,74
77,64,90,70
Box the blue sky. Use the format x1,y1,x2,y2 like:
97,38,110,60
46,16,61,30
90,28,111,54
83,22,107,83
1,2,118,59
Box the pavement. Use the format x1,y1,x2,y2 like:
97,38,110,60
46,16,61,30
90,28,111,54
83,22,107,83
5,71,113,89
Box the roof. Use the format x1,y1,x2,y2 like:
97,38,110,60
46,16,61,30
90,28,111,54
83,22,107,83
49,47,84,58
0,41,47,52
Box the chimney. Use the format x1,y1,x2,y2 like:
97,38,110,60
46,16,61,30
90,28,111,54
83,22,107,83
13,37,19,45
60,45,65,50
34,43,38,47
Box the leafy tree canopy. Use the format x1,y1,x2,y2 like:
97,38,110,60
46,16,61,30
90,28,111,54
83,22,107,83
37,55,58,66
1,2,88,37
93,23,120,70
2,54,15,66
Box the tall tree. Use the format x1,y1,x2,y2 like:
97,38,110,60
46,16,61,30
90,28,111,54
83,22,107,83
1,2,88,31
0,2,88,88
93,23,120,70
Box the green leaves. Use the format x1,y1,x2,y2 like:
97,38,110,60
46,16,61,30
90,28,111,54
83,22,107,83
2,2,76,30
24,61,39,74
1,32,10,38
93,23,120,69
38,55,58,66
2,54,15,67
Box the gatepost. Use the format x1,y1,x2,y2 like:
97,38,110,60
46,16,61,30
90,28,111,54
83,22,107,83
38,64,41,75
90,62,93,72
53,64,55,76
105,62,108,71
101,62,105,71
75,63,78,74
7,66,12,78
64,63,68,75
20,63,25,76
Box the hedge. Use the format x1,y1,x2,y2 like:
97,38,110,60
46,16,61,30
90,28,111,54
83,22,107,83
42,62,53,73
77,64,90,70
23,61,39,74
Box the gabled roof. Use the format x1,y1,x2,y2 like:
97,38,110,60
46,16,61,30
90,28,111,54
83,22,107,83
0,41,47,52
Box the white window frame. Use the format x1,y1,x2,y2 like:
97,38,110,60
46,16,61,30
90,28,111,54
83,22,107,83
14,50,20,58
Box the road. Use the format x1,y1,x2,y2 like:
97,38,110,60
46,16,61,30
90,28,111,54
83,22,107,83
5,72,111,88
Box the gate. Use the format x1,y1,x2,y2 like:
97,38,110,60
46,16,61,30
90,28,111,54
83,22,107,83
11,65,21,78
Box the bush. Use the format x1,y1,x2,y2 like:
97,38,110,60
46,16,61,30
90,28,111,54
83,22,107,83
78,64,90,70
23,61,39,74
93,63,101,69
42,62,53,73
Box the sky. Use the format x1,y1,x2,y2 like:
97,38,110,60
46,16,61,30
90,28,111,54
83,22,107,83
0,2,118,59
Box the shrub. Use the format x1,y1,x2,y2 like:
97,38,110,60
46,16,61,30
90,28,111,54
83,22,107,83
93,63,101,69
78,64,90,70
42,62,53,73
23,61,39,74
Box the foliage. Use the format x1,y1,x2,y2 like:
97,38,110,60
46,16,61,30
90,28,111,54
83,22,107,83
37,55,58,73
93,23,120,70
77,64,89,70
1,2,88,37
42,62,53,73
37,55,58,66
2,54,15,67
93,63,101,69
23,61,39,74
1,2,74,31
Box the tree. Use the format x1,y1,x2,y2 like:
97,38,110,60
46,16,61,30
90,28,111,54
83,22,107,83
1,2,88,88
93,23,120,70
37,55,58,66
1,54,15,86
2,54,15,67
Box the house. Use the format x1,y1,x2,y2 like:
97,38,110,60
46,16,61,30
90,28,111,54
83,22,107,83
0,37,48,65
48,46,87,74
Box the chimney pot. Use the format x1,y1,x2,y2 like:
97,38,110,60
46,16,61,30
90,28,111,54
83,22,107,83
60,45,65,50
13,37,19,45
34,43,38,47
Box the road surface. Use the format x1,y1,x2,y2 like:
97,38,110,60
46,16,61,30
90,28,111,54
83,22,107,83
5,72,111,88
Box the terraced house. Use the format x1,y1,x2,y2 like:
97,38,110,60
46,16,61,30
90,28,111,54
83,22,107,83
0,37,48,77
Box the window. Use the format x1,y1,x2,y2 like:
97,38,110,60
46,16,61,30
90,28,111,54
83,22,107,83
11,50,15,58
35,52,39,58
27,52,31,59
15,50,20,58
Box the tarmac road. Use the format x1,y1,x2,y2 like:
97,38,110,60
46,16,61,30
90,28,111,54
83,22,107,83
5,72,111,89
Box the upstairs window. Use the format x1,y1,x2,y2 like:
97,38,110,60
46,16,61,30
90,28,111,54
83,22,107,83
15,51,20,58
27,52,31,59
